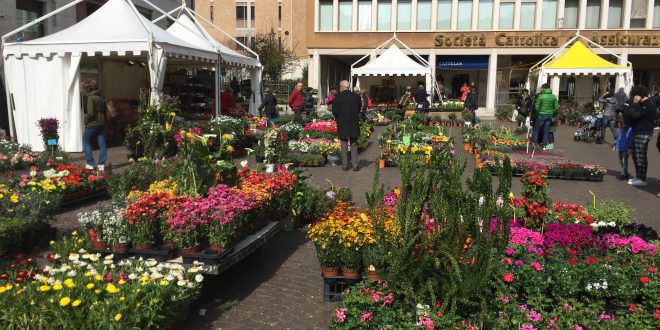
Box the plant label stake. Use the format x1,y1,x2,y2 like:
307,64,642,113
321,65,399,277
589,190,596,208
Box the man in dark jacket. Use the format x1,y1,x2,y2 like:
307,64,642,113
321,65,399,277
614,87,626,110
627,85,656,186
287,82,304,125
516,89,533,125
259,88,278,120
464,86,478,125
532,83,559,149
332,80,362,171
82,79,107,172
413,85,429,113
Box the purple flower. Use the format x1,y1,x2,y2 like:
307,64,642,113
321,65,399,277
515,260,524,266
506,248,516,256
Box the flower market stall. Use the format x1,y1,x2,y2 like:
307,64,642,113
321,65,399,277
527,34,633,98
2,0,218,152
351,35,434,104
307,148,659,328
378,114,452,167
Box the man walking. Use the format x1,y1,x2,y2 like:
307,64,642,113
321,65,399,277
259,88,278,121
82,80,107,172
287,82,304,124
464,86,478,126
532,83,559,150
332,80,362,171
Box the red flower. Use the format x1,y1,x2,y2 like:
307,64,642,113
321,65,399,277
629,304,636,312
88,175,96,182
586,257,598,264
648,267,657,273
566,249,577,255
640,276,650,284
654,309,660,320
502,273,515,283
501,258,513,265
568,258,578,266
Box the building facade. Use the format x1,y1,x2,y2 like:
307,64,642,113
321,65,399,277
194,0,309,78
306,0,660,110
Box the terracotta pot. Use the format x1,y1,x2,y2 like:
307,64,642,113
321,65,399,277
379,159,386,169
181,246,201,254
91,239,108,251
341,268,360,278
165,240,177,250
463,143,469,151
321,267,340,277
365,272,380,280
133,243,153,250
112,243,129,253
209,243,225,254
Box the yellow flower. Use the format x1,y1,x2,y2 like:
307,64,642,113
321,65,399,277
106,283,120,294
226,145,234,152
94,289,101,294
165,123,172,132
71,230,78,236
72,300,81,307
59,297,71,307
86,283,95,290
52,283,63,291
0,287,6,294
10,194,18,203
63,279,75,288
49,240,55,246
94,274,102,281
118,279,126,285
119,296,125,301
114,314,122,321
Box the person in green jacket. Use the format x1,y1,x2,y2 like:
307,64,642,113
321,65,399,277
532,83,559,150
82,80,107,172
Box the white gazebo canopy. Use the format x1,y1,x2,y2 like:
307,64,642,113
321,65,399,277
350,35,434,100
2,0,219,152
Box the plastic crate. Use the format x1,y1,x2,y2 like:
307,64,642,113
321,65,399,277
322,275,361,302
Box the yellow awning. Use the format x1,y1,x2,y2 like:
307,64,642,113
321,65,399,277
543,41,629,70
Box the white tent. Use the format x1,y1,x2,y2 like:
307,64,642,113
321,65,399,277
161,8,262,115
527,34,633,94
2,0,218,152
351,35,434,101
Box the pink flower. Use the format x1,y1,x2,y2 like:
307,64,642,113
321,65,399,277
500,294,510,303
530,261,543,271
359,311,373,323
334,308,347,323
506,248,516,255
575,326,583,330
527,310,542,322
599,313,614,321
519,304,528,311
515,260,524,266
382,292,394,307
521,324,537,330
502,273,515,282
418,316,435,330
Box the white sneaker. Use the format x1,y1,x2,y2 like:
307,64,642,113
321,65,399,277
85,164,94,170
97,165,105,172
627,178,636,184
630,180,647,186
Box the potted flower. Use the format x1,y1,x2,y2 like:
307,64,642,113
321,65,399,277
37,117,60,152
124,192,175,249
263,129,282,172
102,207,130,253
77,208,107,250
166,197,205,254
325,142,341,166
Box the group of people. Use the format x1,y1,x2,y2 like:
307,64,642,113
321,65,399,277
516,83,658,188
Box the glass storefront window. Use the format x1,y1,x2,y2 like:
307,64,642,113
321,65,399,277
478,0,494,30
417,0,432,30
319,1,333,31
339,1,353,31
499,2,514,29
585,0,600,28
378,1,392,30
397,1,412,30
437,0,451,29
563,0,579,28
541,0,557,29
655,0,660,27
519,2,536,29
358,1,372,30
609,0,623,28
457,0,473,30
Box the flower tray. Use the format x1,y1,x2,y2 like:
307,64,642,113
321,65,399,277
90,247,130,260
181,247,233,265
59,187,108,208
322,275,362,302
488,167,604,182
129,246,174,262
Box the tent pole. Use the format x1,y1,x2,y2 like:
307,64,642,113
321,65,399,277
152,6,184,23
1,0,84,44
215,59,220,117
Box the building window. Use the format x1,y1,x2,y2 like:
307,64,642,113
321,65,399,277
358,1,372,30
499,1,514,29
417,0,432,30
654,0,660,27
278,3,282,28
319,0,333,31
457,0,473,30
15,0,44,41
236,2,255,28
585,0,600,28
562,0,579,28
210,1,214,21
608,0,623,28
630,0,648,27
397,1,412,30
478,0,493,30
339,1,353,31
519,2,536,29
377,1,392,30
541,0,558,28
437,0,451,29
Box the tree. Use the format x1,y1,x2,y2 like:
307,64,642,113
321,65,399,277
252,29,297,81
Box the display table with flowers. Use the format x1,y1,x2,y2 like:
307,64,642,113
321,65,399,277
378,117,453,167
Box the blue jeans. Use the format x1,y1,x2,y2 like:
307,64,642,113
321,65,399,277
83,127,107,166
532,114,553,146
600,116,618,141
619,150,629,176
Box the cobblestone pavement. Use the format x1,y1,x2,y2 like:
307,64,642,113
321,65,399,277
53,122,659,330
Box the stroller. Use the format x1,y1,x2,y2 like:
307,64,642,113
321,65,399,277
573,114,603,143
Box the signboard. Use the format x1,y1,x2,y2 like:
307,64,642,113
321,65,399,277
437,56,489,70
434,32,660,48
